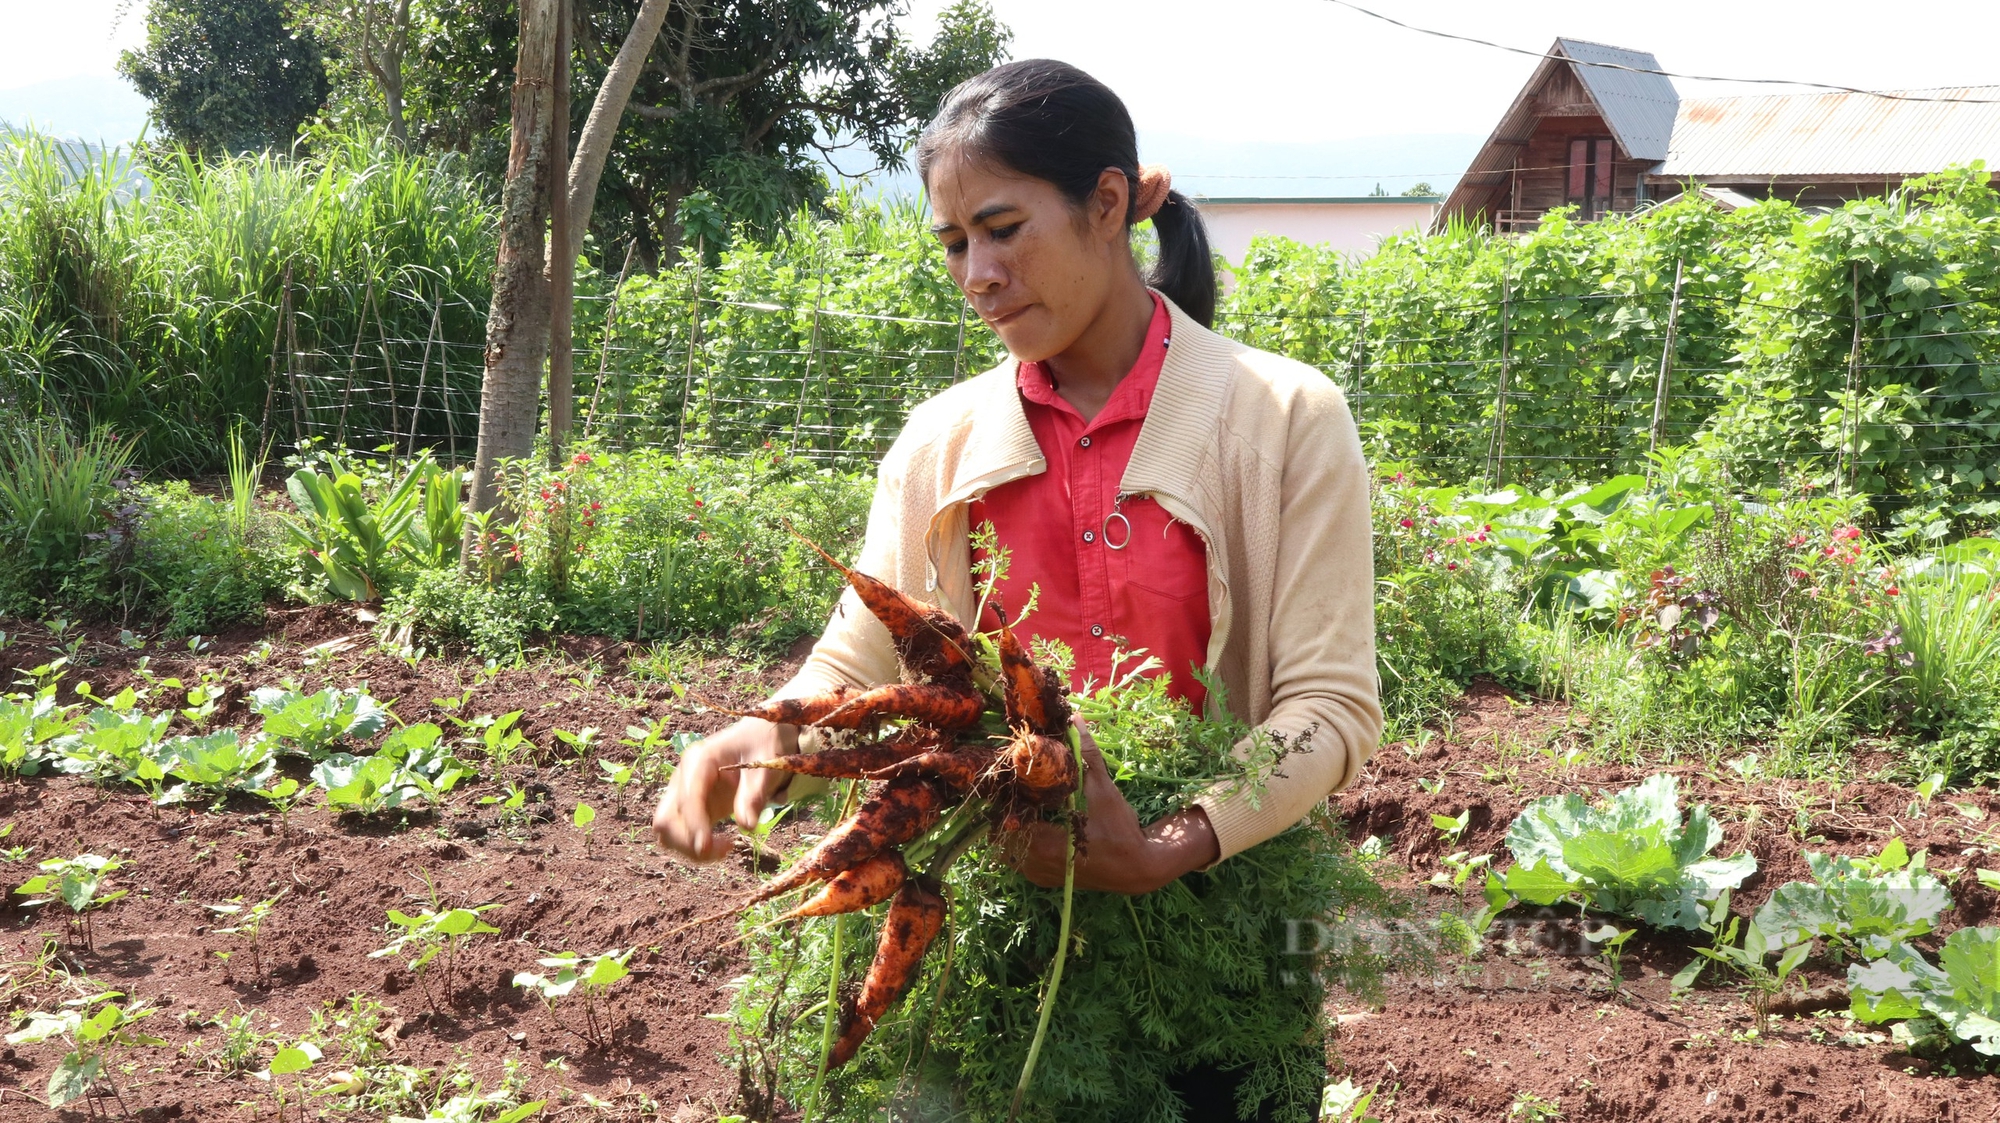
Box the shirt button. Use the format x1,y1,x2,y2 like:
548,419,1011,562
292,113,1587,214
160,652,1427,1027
1090,624,1105,638
1082,530,1095,543
1079,436,1091,448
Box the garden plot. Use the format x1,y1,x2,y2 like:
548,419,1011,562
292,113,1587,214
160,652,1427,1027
4,617,2000,1122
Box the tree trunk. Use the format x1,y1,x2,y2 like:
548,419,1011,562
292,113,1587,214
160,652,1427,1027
382,0,412,147
545,0,575,462
566,0,673,262
465,0,563,536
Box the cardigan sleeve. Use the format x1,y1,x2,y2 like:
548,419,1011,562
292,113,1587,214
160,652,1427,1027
1192,381,1382,862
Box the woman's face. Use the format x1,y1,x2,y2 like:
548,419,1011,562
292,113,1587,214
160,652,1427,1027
926,152,1132,363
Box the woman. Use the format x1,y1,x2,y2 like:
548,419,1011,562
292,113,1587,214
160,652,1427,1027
656,58,1380,1115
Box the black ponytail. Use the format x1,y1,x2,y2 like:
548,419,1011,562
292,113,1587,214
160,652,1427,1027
916,59,1218,329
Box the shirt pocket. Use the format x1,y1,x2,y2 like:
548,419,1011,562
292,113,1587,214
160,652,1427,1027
1115,498,1209,605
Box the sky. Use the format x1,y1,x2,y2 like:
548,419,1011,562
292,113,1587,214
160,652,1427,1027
6,0,2000,194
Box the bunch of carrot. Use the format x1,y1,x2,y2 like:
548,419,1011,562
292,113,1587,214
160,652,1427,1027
722,542,1080,1068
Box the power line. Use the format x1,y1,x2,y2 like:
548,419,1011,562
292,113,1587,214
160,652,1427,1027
1318,0,2000,105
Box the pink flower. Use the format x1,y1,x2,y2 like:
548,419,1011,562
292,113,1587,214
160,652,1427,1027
1446,561,1459,571
1398,518,1413,528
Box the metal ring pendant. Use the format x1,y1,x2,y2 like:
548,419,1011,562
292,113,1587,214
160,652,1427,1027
1102,510,1132,550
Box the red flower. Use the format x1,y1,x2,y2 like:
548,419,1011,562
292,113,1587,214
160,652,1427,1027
571,453,592,466
1885,586,1901,596
1446,561,1459,571
693,498,705,508
1836,526,1862,541
1398,518,1413,528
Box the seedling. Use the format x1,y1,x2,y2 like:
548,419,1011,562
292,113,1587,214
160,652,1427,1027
572,802,597,849
617,719,682,784
1585,923,1636,995
254,1039,321,1122
16,854,127,948
369,884,500,1010
5,991,165,1112
551,726,601,763
1320,1077,1387,1122
206,893,285,984
1672,892,1808,1035
1432,809,1471,846
1428,850,1492,891
512,947,634,1048
1508,1091,1563,1121
252,777,306,833
598,759,636,816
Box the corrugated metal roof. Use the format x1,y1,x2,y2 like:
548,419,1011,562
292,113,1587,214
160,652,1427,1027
1557,39,1679,161
1658,87,2000,177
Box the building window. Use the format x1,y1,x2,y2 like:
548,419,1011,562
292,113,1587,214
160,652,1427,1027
1566,137,1615,219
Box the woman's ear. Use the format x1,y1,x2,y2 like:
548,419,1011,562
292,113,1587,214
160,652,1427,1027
1089,167,1132,243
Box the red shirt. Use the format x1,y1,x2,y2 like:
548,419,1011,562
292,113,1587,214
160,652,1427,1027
970,296,1212,710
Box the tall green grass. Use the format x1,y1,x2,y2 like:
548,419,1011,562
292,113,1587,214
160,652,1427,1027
0,131,496,469
0,422,135,611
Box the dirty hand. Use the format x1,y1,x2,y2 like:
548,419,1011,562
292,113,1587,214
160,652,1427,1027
652,717,797,863
998,722,1219,895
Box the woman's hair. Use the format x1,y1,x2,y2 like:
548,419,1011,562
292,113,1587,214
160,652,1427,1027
915,59,1217,328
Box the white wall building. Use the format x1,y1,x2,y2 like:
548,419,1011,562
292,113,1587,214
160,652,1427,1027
1193,196,1441,264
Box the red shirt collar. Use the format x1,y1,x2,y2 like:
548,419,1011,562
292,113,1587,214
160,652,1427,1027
1015,293,1171,430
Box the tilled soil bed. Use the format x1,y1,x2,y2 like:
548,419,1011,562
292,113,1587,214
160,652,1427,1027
1,612,1998,1121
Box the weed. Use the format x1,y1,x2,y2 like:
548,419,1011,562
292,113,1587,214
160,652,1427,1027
5,991,165,1112
368,879,500,1010
1509,1090,1563,1120
513,947,634,1048
16,854,127,949
205,893,284,984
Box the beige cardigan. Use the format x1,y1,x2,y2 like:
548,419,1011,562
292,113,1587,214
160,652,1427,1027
775,294,1381,863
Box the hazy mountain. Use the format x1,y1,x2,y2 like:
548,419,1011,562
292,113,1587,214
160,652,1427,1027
830,131,1481,201
0,75,150,145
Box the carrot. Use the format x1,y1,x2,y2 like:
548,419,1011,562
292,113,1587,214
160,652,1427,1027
798,535,973,683
726,740,931,780
829,876,947,1067
776,850,907,921
1004,731,1078,808
748,776,952,904
816,684,985,731
997,618,1069,734
712,686,857,727
868,746,995,794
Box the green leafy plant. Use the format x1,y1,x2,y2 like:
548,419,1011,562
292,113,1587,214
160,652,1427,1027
511,947,633,1048
282,453,437,602
313,724,468,815
1672,892,1809,1035
369,891,501,1010
1753,838,1951,961
597,758,636,816
5,992,165,1111
1586,922,1637,995
206,893,284,984
154,730,279,807
1502,775,1756,929
0,423,136,615
250,686,390,758
254,1039,321,1122
15,854,127,948
0,686,83,777
1849,927,2000,1056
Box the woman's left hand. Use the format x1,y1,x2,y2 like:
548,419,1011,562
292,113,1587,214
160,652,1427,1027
999,721,1221,895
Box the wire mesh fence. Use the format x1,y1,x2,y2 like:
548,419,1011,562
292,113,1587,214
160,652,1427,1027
267,255,2000,498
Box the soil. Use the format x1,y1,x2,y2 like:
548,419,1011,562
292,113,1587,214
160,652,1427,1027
3,612,2000,1121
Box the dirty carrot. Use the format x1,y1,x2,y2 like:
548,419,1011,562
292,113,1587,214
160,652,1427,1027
797,534,973,681
777,850,908,922
726,740,933,780
997,618,1068,734
1005,731,1079,808
829,876,948,1067
816,684,985,731
749,775,952,904
714,686,858,727
869,746,997,794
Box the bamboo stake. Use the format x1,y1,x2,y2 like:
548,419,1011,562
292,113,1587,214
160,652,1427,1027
1648,258,1686,464
1842,261,1864,496
583,239,639,440
336,277,373,447
788,249,831,456
675,236,705,455
406,293,443,457
1486,268,1513,484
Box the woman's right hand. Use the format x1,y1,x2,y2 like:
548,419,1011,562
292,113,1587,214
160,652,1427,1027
651,717,798,863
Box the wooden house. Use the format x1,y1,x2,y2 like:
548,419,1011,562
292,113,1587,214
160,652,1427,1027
1437,38,2000,232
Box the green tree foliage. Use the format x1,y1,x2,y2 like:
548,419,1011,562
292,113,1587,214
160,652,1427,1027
118,0,332,154
380,0,1009,266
